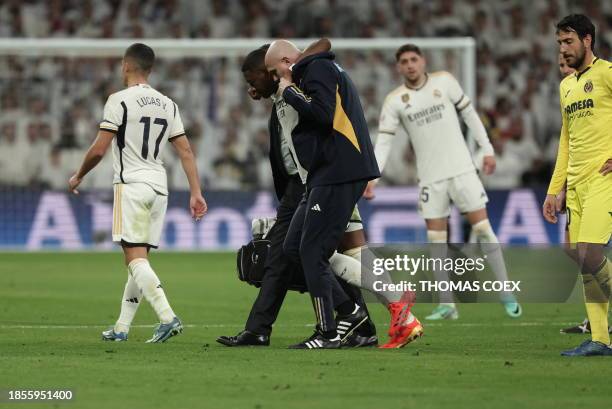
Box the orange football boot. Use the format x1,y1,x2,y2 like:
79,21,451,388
380,316,423,349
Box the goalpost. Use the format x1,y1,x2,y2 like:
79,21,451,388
0,37,476,98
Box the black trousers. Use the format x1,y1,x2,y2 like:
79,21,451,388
245,178,373,336
283,180,368,334
245,178,303,336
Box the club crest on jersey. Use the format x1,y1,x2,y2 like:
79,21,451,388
433,89,442,98
583,80,593,93
401,93,411,109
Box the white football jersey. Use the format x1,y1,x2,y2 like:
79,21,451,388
100,84,185,195
272,93,308,184
378,72,476,184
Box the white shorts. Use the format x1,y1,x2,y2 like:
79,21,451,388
345,205,363,233
418,171,488,219
112,183,168,248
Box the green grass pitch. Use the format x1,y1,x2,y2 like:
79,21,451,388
0,252,610,409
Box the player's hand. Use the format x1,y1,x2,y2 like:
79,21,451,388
190,194,207,221
298,38,331,62
542,194,558,224
363,180,376,200
555,189,567,213
247,86,261,100
482,155,496,175
599,158,612,175
68,174,82,195
278,77,292,93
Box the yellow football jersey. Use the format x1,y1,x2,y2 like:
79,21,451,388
548,57,612,194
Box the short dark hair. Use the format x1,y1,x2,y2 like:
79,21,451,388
124,43,155,72
395,44,423,61
241,44,270,73
556,14,596,51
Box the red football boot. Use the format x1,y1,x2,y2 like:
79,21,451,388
386,290,416,336
379,316,423,349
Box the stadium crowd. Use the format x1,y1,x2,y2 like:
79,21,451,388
1,0,611,191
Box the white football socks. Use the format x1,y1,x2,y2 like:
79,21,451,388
114,271,142,333
472,219,513,300
329,251,361,287
128,258,175,324
428,230,454,306
329,248,402,305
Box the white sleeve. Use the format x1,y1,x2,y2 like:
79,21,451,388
375,95,401,172
460,104,494,155
445,73,494,156
374,132,394,173
445,72,470,109
168,102,186,139
99,96,122,133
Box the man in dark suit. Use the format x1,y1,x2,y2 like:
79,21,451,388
217,42,377,348
265,40,381,349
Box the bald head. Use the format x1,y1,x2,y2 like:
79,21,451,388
265,39,302,80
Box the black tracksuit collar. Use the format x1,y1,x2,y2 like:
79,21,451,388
292,52,336,82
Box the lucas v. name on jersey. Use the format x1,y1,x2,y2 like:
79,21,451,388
136,96,168,110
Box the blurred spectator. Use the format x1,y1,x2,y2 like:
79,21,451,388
211,129,247,190
38,146,73,190
480,138,526,189
248,128,274,190
497,6,532,57
0,122,29,186
431,0,468,36
489,97,523,142
207,0,235,38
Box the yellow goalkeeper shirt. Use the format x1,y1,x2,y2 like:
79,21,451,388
548,56,612,194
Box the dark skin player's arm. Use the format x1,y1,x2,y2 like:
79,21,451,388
297,38,331,62
280,37,338,126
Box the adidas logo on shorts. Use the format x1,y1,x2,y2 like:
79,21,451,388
311,204,322,212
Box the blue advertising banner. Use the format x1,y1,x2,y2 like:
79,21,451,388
0,187,567,250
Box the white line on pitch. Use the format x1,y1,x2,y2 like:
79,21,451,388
0,322,580,330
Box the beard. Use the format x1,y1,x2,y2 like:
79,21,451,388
567,44,587,69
